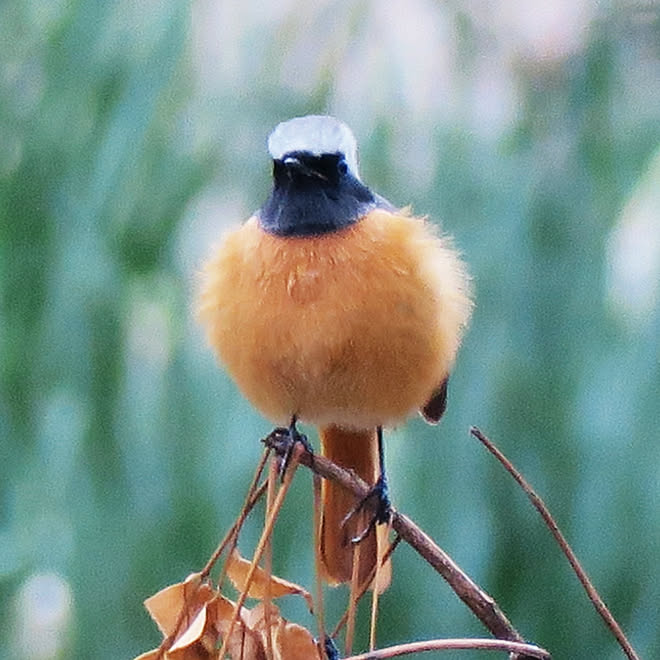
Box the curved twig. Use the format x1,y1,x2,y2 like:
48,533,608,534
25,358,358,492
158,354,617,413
264,430,537,660
344,637,551,659
470,426,640,660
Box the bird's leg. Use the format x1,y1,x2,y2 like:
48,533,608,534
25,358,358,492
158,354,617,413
279,415,313,477
342,426,392,543
323,636,340,660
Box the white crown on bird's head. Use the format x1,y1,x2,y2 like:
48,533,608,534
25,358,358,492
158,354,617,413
267,115,361,180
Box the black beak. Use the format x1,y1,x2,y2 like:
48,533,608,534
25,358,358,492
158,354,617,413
283,156,328,181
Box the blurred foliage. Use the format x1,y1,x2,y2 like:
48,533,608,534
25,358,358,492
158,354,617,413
1,2,659,659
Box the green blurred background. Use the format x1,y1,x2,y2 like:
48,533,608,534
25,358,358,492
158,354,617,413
1,2,659,659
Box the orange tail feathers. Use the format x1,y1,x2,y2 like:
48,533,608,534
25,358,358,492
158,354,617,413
319,425,391,592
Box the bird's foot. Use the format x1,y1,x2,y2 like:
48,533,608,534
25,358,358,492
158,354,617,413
341,473,392,544
265,416,313,479
322,636,340,660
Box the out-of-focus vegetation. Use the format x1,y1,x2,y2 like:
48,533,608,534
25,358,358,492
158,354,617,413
1,2,659,659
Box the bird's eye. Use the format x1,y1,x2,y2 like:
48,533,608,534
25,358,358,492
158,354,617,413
337,158,348,175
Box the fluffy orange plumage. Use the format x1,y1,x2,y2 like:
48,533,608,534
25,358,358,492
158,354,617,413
198,208,471,429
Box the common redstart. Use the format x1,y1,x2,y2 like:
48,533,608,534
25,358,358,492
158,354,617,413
197,115,472,589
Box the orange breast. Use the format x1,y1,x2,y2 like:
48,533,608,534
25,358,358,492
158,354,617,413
197,209,472,429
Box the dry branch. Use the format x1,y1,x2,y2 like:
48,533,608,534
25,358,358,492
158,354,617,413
470,426,641,660
344,638,551,659
264,429,540,660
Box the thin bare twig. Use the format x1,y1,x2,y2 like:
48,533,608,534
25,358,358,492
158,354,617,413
369,517,392,651
264,431,534,660
218,443,304,659
331,536,401,640
313,472,330,660
200,448,270,580
343,638,551,659
264,456,279,660
470,426,641,660
153,451,271,659
346,523,363,656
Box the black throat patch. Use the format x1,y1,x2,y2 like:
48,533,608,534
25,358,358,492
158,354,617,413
258,151,381,237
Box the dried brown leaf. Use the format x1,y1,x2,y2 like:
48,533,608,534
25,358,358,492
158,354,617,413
170,607,208,652
226,548,314,612
144,573,215,637
244,602,283,659
210,596,266,660
243,601,280,634
244,602,320,660
273,620,321,660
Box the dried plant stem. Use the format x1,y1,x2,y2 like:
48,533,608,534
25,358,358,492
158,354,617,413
346,522,363,656
369,518,391,651
263,433,528,651
369,548,380,652
200,448,270,581
343,638,551,659
392,510,526,645
217,444,303,660
264,456,279,660
332,536,401,640
155,451,271,658
470,426,641,660
312,473,330,659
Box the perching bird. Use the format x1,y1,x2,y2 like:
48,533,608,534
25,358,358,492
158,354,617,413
197,115,472,590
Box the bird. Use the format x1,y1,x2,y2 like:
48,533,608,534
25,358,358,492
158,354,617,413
197,115,472,590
